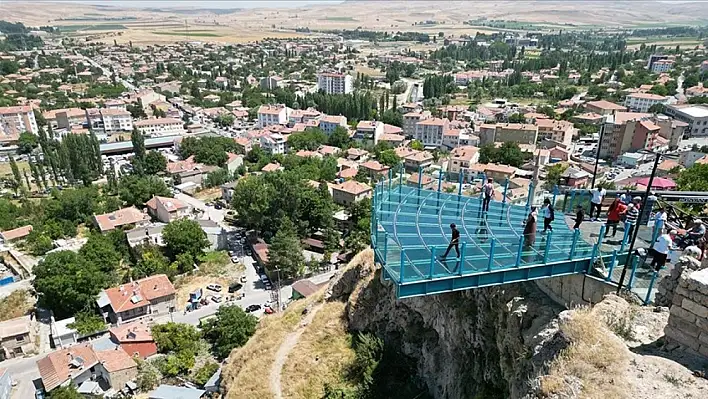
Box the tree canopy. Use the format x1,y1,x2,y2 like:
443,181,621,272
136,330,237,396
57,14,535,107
287,128,328,151
118,175,171,207
179,136,238,166
268,217,305,278
201,305,258,359
162,218,210,261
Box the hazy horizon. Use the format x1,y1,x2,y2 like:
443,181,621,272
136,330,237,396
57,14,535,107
6,0,345,9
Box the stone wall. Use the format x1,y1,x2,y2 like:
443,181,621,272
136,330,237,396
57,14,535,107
535,274,617,308
664,268,708,358
655,247,704,308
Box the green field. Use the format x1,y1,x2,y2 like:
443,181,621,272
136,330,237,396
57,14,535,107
625,35,699,45
151,31,222,37
57,24,127,32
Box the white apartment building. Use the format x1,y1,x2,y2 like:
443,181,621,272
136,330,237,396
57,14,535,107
651,59,674,73
414,118,450,148
624,93,670,113
260,133,287,154
0,105,38,135
317,72,353,95
442,128,479,150
318,114,348,134
87,108,133,135
403,110,431,138
133,118,184,136
665,105,708,137
353,121,384,145
447,145,480,180
257,104,290,128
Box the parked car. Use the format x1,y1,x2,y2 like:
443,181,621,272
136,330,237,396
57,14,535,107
245,304,261,313
231,256,240,263
214,203,223,210
240,275,247,284
207,283,222,292
211,294,223,303
228,283,243,293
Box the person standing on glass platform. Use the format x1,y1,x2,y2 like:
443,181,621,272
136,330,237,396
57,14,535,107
441,223,460,259
482,178,494,213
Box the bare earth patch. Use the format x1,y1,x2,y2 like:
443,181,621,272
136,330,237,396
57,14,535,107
0,290,35,322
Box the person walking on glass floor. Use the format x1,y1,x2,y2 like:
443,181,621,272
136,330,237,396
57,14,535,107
482,178,494,213
541,198,555,233
441,223,460,259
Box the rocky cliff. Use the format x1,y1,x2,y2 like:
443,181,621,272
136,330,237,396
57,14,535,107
329,252,567,399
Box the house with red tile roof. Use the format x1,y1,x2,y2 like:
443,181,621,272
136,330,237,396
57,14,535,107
94,207,150,233
331,181,372,206
0,225,33,242
145,196,191,223
97,275,176,325
109,322,157,359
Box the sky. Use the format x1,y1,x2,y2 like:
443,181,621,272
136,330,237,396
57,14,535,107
47,0,344,9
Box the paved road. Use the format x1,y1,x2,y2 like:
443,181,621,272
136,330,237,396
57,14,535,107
175,193,226,224
5,354,42,399
80,53,136,91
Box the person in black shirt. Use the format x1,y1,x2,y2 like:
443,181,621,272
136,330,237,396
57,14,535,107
441,223,460,258
573,205,584,229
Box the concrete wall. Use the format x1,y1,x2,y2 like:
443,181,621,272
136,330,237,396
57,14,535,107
664,268,708,358
535,274,617,308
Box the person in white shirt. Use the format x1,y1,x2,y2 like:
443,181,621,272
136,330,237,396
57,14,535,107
650,229,677,271
653,207,667,232
589,187,606,221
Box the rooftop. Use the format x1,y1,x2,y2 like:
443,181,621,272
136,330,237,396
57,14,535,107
101,274,175,314
94,207,149,232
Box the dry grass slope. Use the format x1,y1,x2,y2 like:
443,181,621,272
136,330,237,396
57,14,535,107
540,306,630,398
0,289,35,322
281,301,356,398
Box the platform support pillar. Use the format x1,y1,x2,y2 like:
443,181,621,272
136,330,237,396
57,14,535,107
606,249,618,281
502,178,509,204
569,228,580,259
487,238,496,272
400,249,406,283
458,243,466,276
429,246,436,279
515,235,524,267
543,231,553,263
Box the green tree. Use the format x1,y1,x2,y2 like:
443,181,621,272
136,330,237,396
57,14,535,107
9,155,23,192
152,322,201,354
131,127,146,175
143,151,167,175
204,168,230,188
327,126,352,149
47,385,83,399
118,175,170,207
216,113,235,127
410,140,424,151
133,245,176,279
135,359,160,391
33,250,110,319
677,163,708,211
202,305,258,359
377,149,400,168
17,131,38,154
543,163,568,190
79,233,121,278
268,217,305,278
193,362,220,387
67,311,106,335
648,103,666,114
287,128,328,151
162,219,210,261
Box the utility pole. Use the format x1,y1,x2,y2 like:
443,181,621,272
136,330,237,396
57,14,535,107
275,268,282,312
616,152,661,293
590,116,608,189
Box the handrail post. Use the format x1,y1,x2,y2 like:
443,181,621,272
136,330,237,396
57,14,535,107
606,249,618,281
644,270,659,305
458,242,467,276
569,228,580,259
597,224,606,248
429,246,436,279
515,235,524,267
437,170,443,192
417,165,423,189
620,221,630,252
627,254,638,289
457,169,464,196
383,232,388,265
543,231,553,263
487,238,496,272
398,163,403,194
387,168,392,192
400,249,406,283
552,185,559,206
502,178,509,204
568,189,576,213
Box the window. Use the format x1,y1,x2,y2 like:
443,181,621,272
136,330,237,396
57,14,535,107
15,335,24,342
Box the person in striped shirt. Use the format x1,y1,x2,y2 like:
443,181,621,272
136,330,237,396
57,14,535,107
624,203,640,239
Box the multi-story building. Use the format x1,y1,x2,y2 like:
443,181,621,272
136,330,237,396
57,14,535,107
318,114,348,134
447,146,480,180
145,196,191,223
86,108,133,136
330,180,372,206
97,274,176,325
403,110,431,138
260,75,284,91
317,72,353,94
0,105,38,135
598,112,662,159
664,104,708,137
288,108,321,124
651,59,674,73
478,123,539,145
536,119,577,148
93,207,151,233
647,54,669,71
257,104,289,128
0,316,33,360
260,133,287,154
414,117,449,148
56,108,88,130
584,100,627,116
624,93,670,113
133,118,184,136
353,121,384,145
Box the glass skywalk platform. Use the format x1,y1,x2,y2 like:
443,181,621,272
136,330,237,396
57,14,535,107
372,181,628,299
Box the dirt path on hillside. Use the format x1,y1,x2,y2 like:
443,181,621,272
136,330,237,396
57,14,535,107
269,303,324,399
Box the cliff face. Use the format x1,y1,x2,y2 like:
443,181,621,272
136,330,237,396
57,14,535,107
333,255,566,399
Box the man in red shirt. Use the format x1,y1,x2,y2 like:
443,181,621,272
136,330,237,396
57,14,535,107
604,196,627,238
